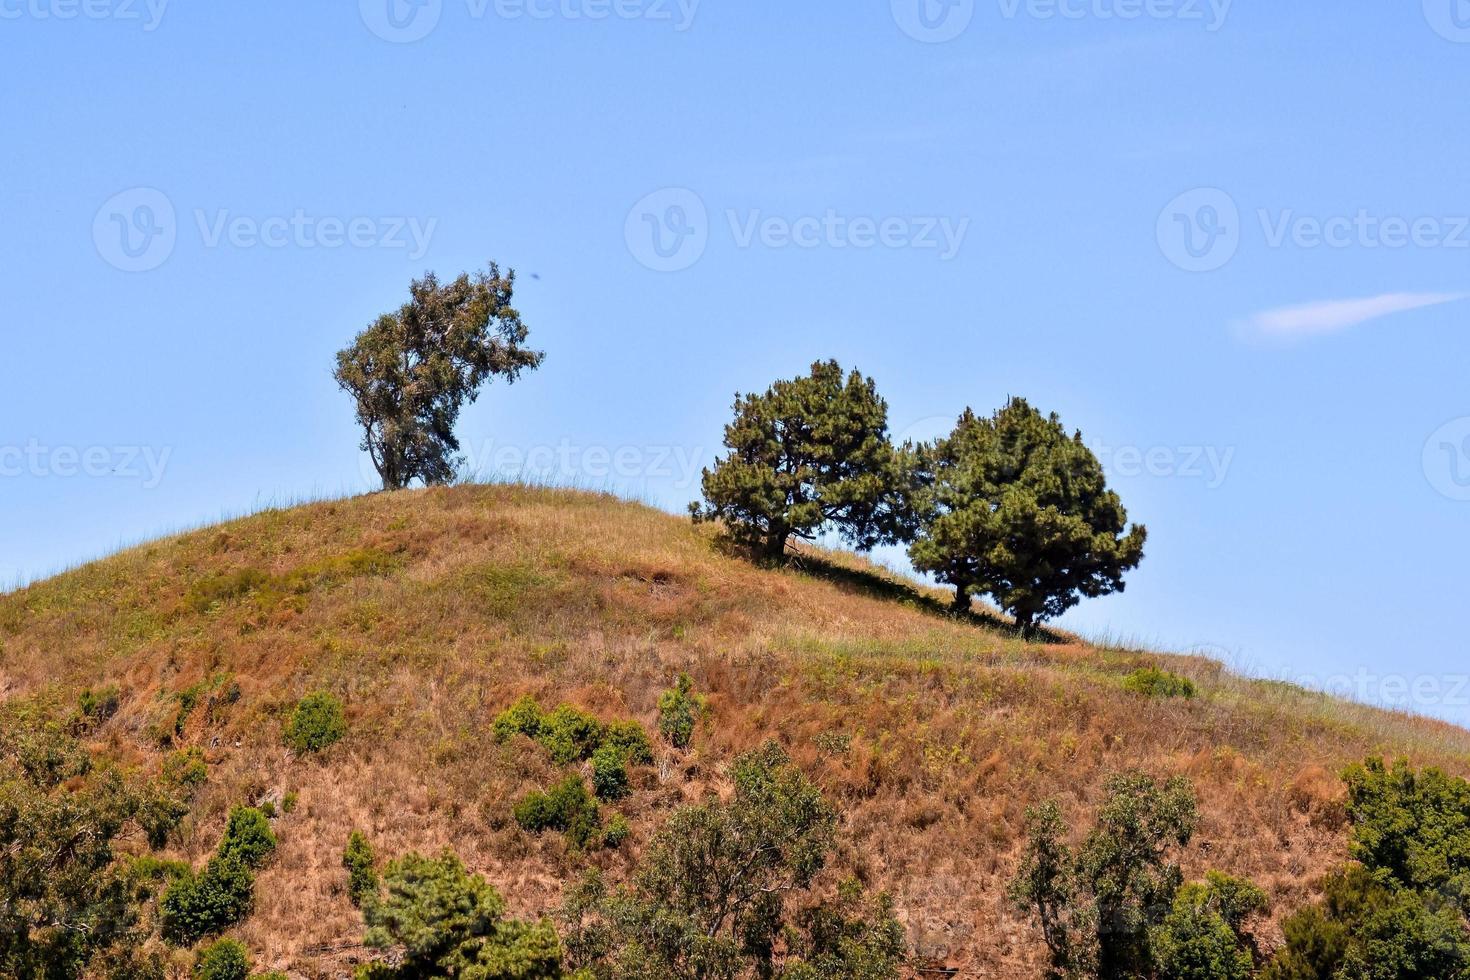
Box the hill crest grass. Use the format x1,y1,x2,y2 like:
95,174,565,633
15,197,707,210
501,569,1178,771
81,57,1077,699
2,483,1468,976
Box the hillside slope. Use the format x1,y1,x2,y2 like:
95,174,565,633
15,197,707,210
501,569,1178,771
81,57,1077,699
3,484,1468,976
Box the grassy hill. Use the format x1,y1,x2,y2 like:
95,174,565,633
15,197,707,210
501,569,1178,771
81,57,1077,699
3,484,1468,976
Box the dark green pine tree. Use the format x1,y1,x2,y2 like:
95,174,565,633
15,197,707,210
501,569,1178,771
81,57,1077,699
908,397,1146,635
691,360,909,563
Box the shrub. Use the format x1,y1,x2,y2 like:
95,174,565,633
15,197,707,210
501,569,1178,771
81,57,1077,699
537,704,605,765
602,720,654,766
591,745,631,802
657,674,704,749
1263,759,1470,978
344,831,380,907
185,568,272,613
78,685,121,725
218,807,276,869
602,815,631,850
559,742,902,979
162,747,209,789
281,791,298,813
1263,863,1470,979
137,785,192,850
1151,873,1267,980
160,856,256,945
361,851,564,977
0,723,162,976
193,938,250,980
492,694,545,743
514,776,603,850
283,691,347,754
1342,756,1470,900
1010,771,1199,978
1124,666,1197,700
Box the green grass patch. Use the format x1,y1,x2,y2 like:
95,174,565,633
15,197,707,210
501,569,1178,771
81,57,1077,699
1124,667,1198,700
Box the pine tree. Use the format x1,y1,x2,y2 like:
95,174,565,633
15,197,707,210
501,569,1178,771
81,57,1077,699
692,360,908,563
908,398,1145,636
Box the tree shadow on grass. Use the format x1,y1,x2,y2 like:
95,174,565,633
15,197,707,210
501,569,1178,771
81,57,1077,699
785,549,1067,644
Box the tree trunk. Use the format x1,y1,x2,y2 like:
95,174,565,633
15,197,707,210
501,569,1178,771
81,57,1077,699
1014,612,1035,640
953,586,972,614
764,530,790,564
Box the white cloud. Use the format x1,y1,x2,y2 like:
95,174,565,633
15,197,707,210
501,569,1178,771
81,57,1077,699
1244,292,1467,339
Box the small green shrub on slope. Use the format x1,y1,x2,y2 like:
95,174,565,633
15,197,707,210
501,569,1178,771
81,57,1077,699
284,691,347,753
657,674,704,749
161,856,256,946
1124,666,1197,700
343,831,380,907
360,851,564,979
218,806,276,868
194,938,250,980
590,744,630,802
514,776,603,850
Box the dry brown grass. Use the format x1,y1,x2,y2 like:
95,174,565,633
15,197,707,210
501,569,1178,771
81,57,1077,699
3,484,1468,977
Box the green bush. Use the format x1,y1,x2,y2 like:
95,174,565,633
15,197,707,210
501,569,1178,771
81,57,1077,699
602,814,631,850
514,776,603,850
361,851,564,978
1010,772,1200,977
1123,666,1197,700
78,685,122,725
591,744,631,802
492,694,546,743
344,831,380,907
162,747,209,791
657,674,704,749
602,719,654,765
1263,759,1470,978
218,806,276,869
493,698,653,775
1342,756,1470,898
283,691,347,753
1152,872,1267,980
193,938,250,980
137,785,192,850
160,856,256,946
558,742,903,979
538,704,605,765
1264,863,1470,979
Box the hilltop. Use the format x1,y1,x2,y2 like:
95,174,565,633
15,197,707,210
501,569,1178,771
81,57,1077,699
3,484,1468,976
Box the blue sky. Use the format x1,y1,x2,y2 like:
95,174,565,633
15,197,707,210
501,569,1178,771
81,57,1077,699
3,2,1469,722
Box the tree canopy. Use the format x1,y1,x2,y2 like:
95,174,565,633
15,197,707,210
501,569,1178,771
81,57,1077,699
560,742,904,980
335,263,544,491
691,360,908,562
907,398,1146,633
